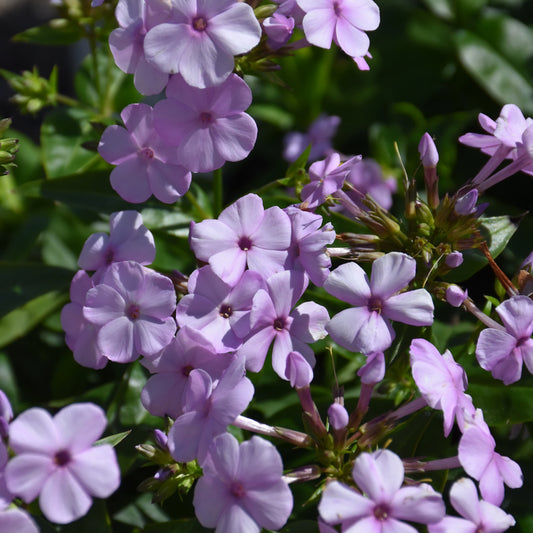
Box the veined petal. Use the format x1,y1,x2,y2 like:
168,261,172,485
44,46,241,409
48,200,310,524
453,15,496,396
383,289,434,326
370,253,416,299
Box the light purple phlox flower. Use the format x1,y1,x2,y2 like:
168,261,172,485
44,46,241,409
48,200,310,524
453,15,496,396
141,326,231,419
154,73,257,173
319,448,445,532
458,409,523,506
283,114,341,163
476,295,533,385
297,0,380,62
410,338,475,436
143,0,261,88
109,0,171,95
344,157,397,210
78,210,155,279
428,477,515,533
190,193,291,286
176,266,265,352
193,432,293,533
61,270,108,370
237,270,329,377
325,252,434,355
0,509,39,533
83,261,176,363
98,103,191,203
5,403,120,524
284,206,335,286
167,357,254,464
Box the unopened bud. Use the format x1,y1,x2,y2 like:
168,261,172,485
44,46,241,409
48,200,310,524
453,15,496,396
327,403,349,430
446,285,468,307
445,251,463,269
418,133,439,167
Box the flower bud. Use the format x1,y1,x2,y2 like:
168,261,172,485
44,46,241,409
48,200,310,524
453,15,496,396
446,285,468,307
418,133,439,167
285,351,313,388
327,403,349,430
445,251,464,269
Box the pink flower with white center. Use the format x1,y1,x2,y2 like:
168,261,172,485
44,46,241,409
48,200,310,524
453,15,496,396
109,0,171,95
143,0,261,88
153,73,257,173
297,0,380,62
237,270,329,376
193,433,293,533
5,403,120,524
324,252,434,355
98,103,191,204
83,261,176,363
190,193,292,286
458,410,523,506
428,477,515,533
410,338,475,436
78,210,155,278
476,295,533,385
319,449,445,532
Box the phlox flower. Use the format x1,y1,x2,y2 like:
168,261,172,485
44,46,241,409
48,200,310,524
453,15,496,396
98,103,191,203
5,403,120,524
193,432,293,533
109,0,171,95
344,158,397,210
154,73,257,173
284,114,340,163
324,252,434,354
284,206,335,286
297,0,380,63
83,261,176,363
78,210,155,279
0,509,38,533
190,193,292,286
428,477,515,533
476,295,533,385
141,326,232,419
237,270,329,376
61,270,108,369
176,266,265,352
319,449,445,532
458,410,523,506
143,0,261,88
167,357,254,463
410,338,475,436
300,152,360,209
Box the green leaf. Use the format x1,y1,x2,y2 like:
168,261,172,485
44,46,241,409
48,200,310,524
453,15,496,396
12,19,83,45
119,362,149,426
95,430,131,447
17,170,131,212
143,520,209,532
468,383,533,425
444,215,518,282
0,262,73,317
280,521,320,532
0,291,67,348
60,499,112,533
454,29,533,113
41,107,101,178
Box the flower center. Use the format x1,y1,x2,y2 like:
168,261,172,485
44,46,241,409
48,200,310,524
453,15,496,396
219,304,232,319
273,317,286,331
367,296,383,313
128,304,141,320
200,112,213,125
192,16,207,32
230,481,245,498
54,449,72,466
332,1,342,16
104,248,115,265
516,336,529,348
373,504,389,521
139,147,154,160
238,236,252,251
182,364,194,377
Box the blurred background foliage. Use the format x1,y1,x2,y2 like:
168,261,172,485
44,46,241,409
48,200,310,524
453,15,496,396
1,0,533,531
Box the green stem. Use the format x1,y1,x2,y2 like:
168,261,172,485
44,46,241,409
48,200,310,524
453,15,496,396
213,167,223,217
185,191,210,220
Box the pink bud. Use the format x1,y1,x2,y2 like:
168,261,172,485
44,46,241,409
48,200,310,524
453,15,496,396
446,285,468,307
445,251,464,268
285,351,313,388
